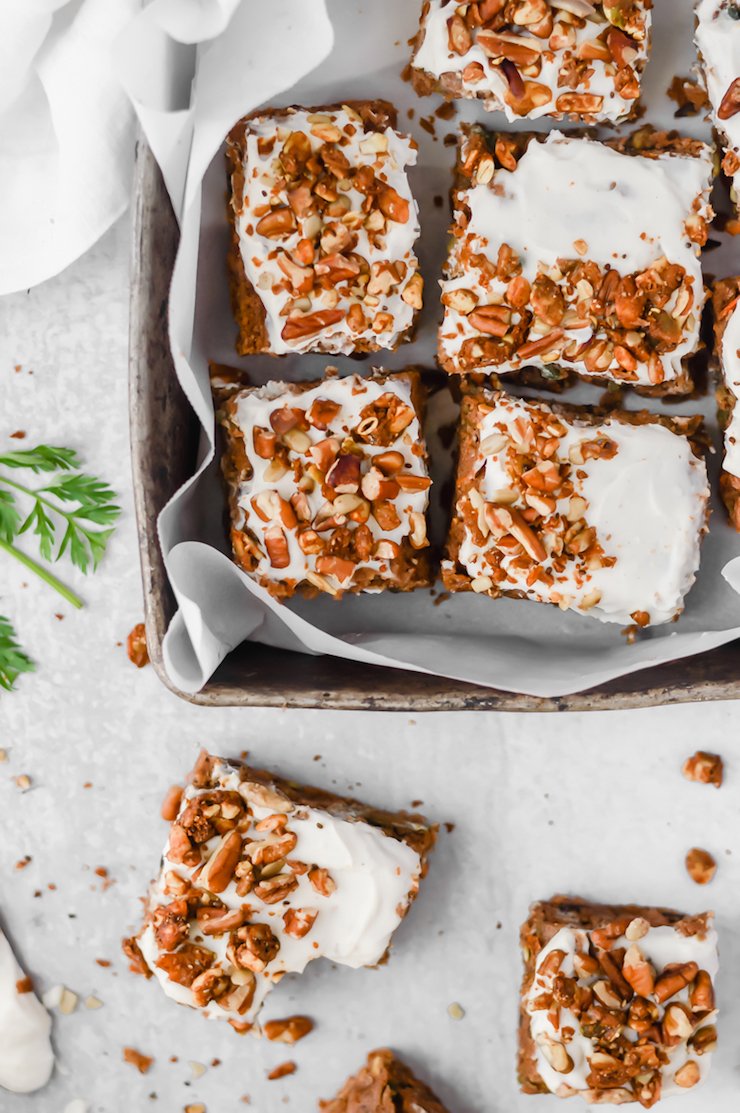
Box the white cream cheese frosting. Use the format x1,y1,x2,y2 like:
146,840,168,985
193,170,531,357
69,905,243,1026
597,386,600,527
229,373,430,591
526,920,719,1098
441,131,714,387
721,293,740,477
140,758,423,1027
413,0,651,122
454,394,709,625
696,0,740,205
235,107,421,355
0,928,54,1094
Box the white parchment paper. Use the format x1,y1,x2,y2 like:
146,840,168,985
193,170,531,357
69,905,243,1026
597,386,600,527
127,0,740,696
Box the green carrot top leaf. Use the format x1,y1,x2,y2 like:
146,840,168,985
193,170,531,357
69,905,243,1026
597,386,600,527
0,443,120,577
0,614,34,691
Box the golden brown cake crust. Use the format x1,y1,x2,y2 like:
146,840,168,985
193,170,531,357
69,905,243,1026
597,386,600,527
320,1049,451,1113
712,277,740,531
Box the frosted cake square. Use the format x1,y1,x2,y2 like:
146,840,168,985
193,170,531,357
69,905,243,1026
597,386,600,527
410,0,652,123
438,127,714,395
124,753,436,1032
226,101,422,356
217,369,432,600
442,390,709,627
519,896,718,1104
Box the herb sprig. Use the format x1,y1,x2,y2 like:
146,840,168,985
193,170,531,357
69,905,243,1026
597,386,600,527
0,444,120,609
0,614,34,691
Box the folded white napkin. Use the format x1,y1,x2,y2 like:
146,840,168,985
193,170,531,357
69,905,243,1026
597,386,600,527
0,0,141,295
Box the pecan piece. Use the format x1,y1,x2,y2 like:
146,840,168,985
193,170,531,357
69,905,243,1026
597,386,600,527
254,872,299,904
719,78,740,120
682,751,723,788
155,943,214,988
201,830,243,894
283,907,318,939
685,847,717,886
281,309,345,342
308,867,336,896
231,923,280,973
263,1016,314,1044
152,899,190,952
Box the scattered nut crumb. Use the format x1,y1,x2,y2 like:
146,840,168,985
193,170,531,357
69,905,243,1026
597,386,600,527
123,1047,154,1074
184,1104,206,1113
16,976,33,994
59,987,78,1015
725,218,740,236
0,748,7,762
447,1002,465,1020
267,1061,297,1081
190,1062,207,1080
95,959,111,968
10,430,26,439
84,996,103,1010
444,822,455,834
15,774,32,791
126,623,149,668
161,784,183,821
683,751,723,788
15,855,31,870
263,1016,314,1044
667,75,709,117
685,847,717,885
435,102,456,120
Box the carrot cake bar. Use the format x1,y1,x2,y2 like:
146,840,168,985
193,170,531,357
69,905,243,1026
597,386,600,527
442,390,709,626
712,278,740,529
410,0,652,123
217,369,432,600
438,126,714,394
123,753,436,1032
519,895,718,1104
226,101,422,356
320,1049,451,1112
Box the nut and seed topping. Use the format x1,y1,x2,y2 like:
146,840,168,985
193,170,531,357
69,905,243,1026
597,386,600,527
682,751,723,788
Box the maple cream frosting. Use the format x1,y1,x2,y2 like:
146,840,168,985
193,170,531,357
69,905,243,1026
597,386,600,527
526,922,719,1097
139,759,423,1027
454,395,709,625
235,107,421,355
413,0,652,122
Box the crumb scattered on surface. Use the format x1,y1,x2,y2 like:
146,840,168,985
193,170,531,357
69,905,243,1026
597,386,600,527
263,1016,314,1044
682,751,723,788
16,976,33,994
435,102,456,120
15,774,32,791
124,1047,154,1074
267,1061,297,1081
685,847,717,885
126,622,149,668
447,1002,465,1020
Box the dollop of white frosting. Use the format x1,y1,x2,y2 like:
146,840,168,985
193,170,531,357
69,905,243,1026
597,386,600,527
140,760,422,1026
721,295,740,477
457,395,709,625
696,0,740,203
441,132,714,387
0,928,54,1094
230,374,429,588
413,0,651,122
236,107,420,355
526,922,719,1098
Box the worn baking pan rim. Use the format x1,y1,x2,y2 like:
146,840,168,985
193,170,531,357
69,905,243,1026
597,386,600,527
128,137,740,711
